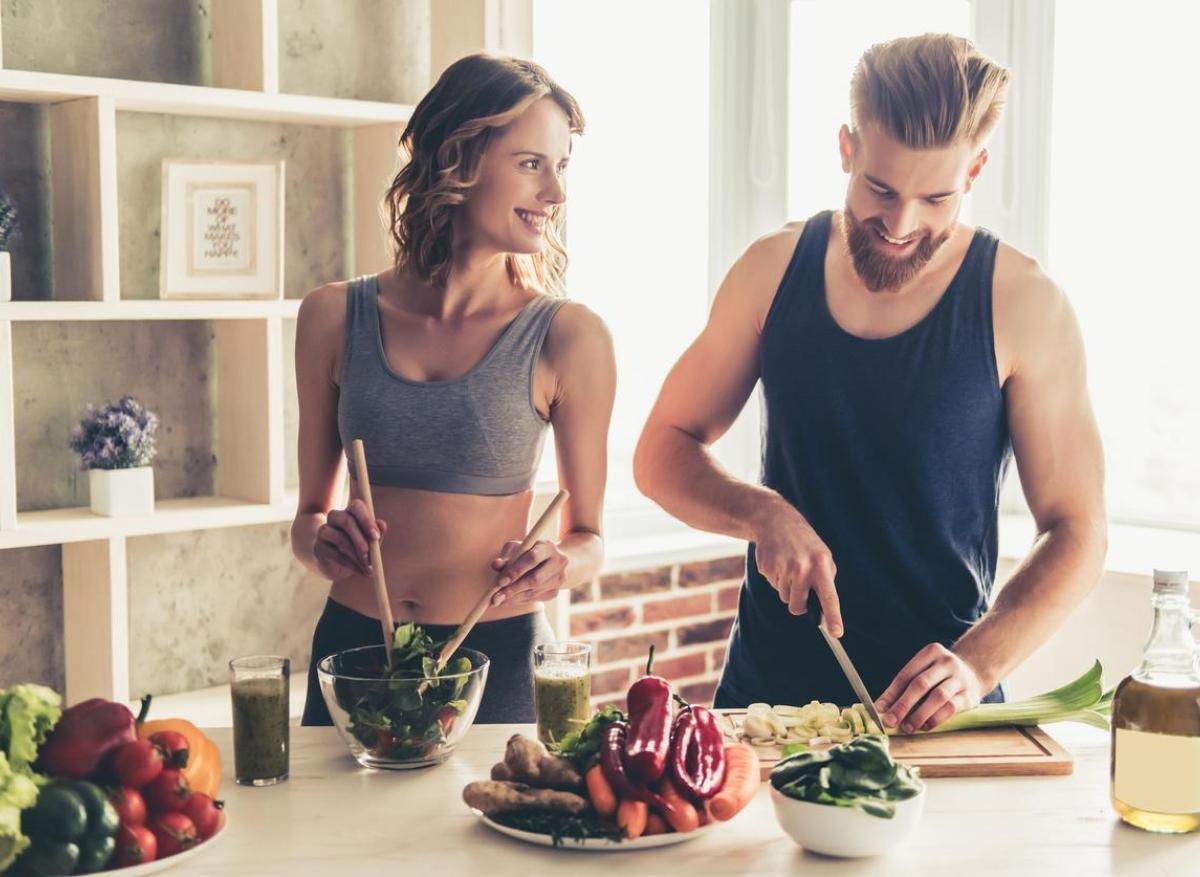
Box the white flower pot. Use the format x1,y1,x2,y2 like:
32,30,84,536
0,251,10,302
88,466,155,517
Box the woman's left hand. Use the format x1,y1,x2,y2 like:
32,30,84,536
490,539,569,606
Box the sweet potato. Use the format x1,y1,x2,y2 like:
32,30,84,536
503,734,584,791
462,780,588,816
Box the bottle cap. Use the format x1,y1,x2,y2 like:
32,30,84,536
1152,569,1189,594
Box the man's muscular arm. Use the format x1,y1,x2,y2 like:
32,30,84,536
877,249,1107,732
635,223,847,636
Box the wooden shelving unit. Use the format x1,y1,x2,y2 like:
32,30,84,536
0,0,529,705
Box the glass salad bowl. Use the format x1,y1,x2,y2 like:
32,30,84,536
318,644,489,769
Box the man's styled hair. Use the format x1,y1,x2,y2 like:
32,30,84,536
850,34,1011,148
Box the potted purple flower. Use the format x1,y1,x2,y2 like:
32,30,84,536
0,191,15,302
69,395,159,516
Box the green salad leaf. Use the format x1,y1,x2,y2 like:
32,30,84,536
770,735,924,819
492,809,627,846
333,626,475,762
0,684,61,870
556,704,626,771
779,741,810,759
1,752,40,869
0,684,61,774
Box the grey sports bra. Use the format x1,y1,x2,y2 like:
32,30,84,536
336,274,566,495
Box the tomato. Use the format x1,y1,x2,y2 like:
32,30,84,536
113,823,157,867
182,793,223,840
111,740,164,788
434,705,458,736
148,812,198,857
148,730,190,769
109,786,147,826
136,713,222,798
144,768,191,813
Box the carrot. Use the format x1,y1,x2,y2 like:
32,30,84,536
586,764,618,818
616,798,649,840
656,777,701,833
708,743,761,821
644,812,669,836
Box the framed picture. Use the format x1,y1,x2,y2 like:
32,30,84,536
160,160,284,299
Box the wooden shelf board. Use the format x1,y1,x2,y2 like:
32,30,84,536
0,300,301,321
0,69,413,127
1,492,299,550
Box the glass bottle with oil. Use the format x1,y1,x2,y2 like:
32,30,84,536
1111,569,1200,833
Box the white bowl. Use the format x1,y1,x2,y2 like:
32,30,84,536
770,783,925,858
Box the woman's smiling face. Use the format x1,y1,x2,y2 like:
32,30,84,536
458,96,574,257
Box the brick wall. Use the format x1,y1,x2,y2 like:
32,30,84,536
570,554,745,711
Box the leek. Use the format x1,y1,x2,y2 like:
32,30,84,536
928,660,1111,733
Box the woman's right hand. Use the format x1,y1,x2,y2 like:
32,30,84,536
312,498,388,581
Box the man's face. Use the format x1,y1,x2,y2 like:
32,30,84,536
839,124,986,292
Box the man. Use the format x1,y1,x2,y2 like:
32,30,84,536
634,34,1106,734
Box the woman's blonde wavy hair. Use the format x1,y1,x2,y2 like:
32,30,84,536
384,53,584,294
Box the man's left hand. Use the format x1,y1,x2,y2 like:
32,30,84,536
874,644,988,734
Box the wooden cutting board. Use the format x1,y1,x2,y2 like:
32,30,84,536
715,710,1074,779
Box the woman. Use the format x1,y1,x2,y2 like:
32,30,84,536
291,53,615,725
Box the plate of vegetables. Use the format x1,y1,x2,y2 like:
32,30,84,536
463,648,761,849
1,684,226,877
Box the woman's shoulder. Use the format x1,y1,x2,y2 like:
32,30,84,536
296,279,353,327
295,280,357,375
543,298,611,347
540,297,615,375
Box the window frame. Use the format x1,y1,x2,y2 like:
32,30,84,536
549,0,1200,575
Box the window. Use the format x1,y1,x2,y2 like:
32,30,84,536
1048,1,1200,529
532,1,711,513
787,0,972,221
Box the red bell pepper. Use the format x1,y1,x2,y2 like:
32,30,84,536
689,705,727,799
38,697,139,779
623,646,673,784
669,707,704,800
670,700,727,802
601,721,676,817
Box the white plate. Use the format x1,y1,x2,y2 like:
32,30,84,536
478,812,714,851
106,818,227,876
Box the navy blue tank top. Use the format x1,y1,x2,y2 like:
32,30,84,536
718,211,1012,708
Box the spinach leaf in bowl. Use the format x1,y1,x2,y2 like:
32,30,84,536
769,735,923,819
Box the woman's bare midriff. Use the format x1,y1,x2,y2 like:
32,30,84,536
327,481,541,625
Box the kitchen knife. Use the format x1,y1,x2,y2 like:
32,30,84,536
806,591,888,734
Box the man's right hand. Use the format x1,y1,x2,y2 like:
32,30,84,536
312,498,388,581
752,496,844,636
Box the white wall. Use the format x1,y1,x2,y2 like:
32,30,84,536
999,562,1198,700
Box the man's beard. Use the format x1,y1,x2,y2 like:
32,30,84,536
843,205,952,292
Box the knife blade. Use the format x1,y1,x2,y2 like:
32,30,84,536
805,592,888,734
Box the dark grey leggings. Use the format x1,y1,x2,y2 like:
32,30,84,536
302,597,554,726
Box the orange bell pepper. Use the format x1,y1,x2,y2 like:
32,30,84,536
135,695,223,797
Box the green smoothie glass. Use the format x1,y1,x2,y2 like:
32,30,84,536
533,642,591,746
229,655,290,786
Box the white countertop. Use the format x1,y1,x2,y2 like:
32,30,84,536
169,723,1197,876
